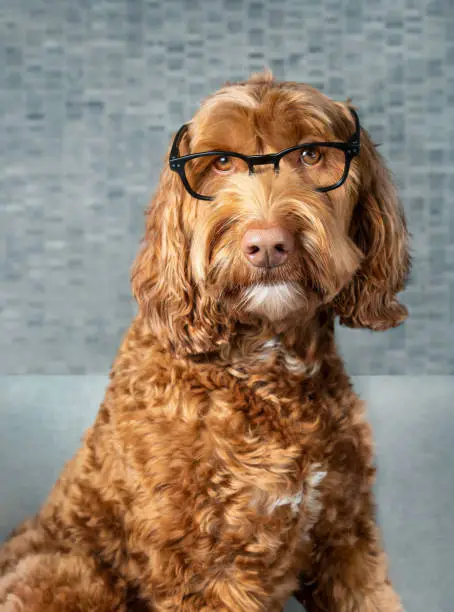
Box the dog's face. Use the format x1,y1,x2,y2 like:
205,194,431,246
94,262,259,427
132,73,410,355
187,82,363,323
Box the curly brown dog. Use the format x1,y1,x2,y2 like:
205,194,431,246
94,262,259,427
0,71,409,611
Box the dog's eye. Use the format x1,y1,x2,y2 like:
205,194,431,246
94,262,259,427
300,148,322,166
213,156,234,173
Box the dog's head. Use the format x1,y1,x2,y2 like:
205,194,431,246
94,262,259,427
132,72,410,356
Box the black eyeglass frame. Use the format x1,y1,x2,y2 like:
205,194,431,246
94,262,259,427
169,108,361,201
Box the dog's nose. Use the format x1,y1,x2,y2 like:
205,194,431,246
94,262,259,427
241,225,295,268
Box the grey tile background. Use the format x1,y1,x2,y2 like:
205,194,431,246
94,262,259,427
1,0,454,374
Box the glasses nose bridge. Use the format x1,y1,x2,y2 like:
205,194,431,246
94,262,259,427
247,154,280,175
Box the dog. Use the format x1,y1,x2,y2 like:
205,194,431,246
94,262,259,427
0,71,410,611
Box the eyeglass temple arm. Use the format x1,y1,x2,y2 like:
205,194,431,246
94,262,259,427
347,108,361,155
170,123,189,160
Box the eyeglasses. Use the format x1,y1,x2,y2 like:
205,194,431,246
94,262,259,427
169,108,361,201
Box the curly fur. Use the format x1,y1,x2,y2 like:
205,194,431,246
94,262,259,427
0,72,409,611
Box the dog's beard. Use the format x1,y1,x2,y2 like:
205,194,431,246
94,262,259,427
199,262,326,324
239,282,309,321
193,234,360,324
192,246,360,325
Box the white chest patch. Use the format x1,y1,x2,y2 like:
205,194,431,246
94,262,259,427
259,337,320,377
305,468,327,515
264,466,327,517
270,491,304,514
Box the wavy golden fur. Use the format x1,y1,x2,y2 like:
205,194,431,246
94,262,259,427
0,72,409,611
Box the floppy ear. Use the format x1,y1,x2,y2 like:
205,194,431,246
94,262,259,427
333,116,411,330
131,145,231,356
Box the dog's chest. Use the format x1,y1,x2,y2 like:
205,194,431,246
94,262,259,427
202,341,327,526
204,400,327,536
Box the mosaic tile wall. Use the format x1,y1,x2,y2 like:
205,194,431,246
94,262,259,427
1,0,454,374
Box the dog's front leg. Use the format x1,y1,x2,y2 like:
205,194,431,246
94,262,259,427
295,482,403,612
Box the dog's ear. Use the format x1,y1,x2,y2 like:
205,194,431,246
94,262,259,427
131,138,230,356
333,109,411,330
